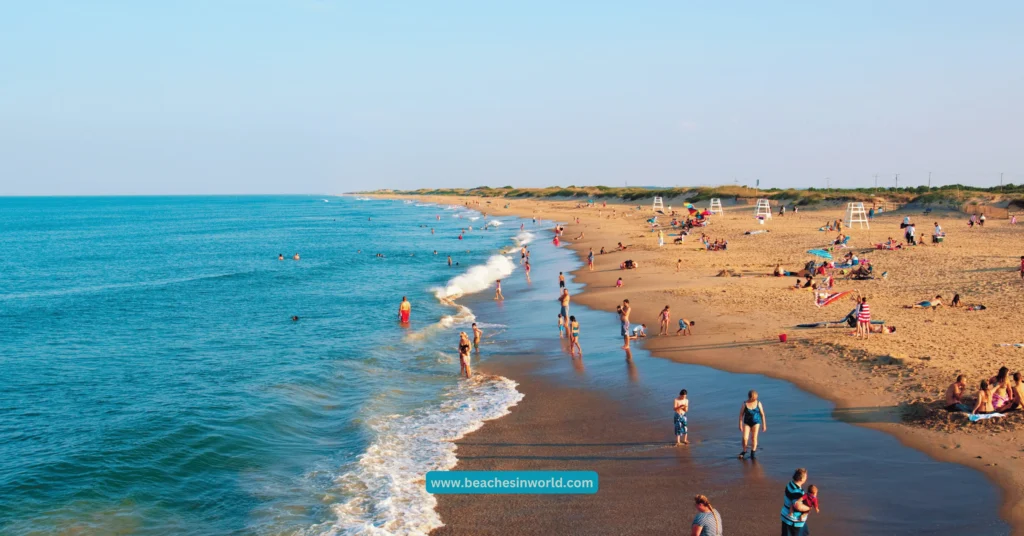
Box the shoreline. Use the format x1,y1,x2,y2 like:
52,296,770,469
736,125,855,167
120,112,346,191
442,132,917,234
373,193,1024,534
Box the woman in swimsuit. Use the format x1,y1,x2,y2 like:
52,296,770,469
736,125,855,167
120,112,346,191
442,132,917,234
738,390,767,459
991,368,1013,412
569,315,582,357
973,380,995,415
659,306,671,336
458,332,472,378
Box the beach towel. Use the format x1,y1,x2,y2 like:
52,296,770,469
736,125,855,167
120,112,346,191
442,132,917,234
969,413,1005,422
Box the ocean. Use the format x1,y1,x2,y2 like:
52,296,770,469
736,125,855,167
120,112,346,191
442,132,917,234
0,195,530,535
0,195,1007,535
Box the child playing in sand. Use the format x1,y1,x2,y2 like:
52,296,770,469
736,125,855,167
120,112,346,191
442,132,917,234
630,324,647,339
790,484,820,522
676,319,695,336
616,277,623,288
674,390,689,446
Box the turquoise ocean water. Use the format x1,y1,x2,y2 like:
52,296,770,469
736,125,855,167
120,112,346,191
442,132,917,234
0,196,528,535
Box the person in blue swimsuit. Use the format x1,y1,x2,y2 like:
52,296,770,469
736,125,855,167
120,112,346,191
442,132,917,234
569,315,582,357
674,389,689,446
738,390,767,459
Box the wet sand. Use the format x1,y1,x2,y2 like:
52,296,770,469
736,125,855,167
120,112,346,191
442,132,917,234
423,221,1005,535
435,361,781,536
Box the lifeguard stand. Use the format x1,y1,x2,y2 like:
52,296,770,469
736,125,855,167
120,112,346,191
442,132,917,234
652,197,665,213
709,198,723,216
845,202,870,229
754,199,773,220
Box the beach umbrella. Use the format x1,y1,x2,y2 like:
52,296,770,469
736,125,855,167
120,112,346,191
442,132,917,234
806,249,832,260
687,207,698,215
816,290,854,308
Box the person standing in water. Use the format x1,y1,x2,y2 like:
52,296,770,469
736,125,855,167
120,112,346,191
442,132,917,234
447,255,452,267
525,261,532,282
458,333,472,378
558,272,566,289
674,389,689,446
558,288,570,318
738,390,767,459
618,306,630,350
587,248,594,271
472,322,482,350
568,315,582,357
781,468,811,536
293,253,300,260
398,296,411,323
494,280,504,300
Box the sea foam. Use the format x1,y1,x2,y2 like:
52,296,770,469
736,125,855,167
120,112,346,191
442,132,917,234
513,231,536,246
312,376,524,535
434,255,515,300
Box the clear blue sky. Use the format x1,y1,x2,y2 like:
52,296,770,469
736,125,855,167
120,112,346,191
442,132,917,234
2,1,1022,195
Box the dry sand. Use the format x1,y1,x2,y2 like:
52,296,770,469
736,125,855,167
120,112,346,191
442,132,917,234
381,193,1024,534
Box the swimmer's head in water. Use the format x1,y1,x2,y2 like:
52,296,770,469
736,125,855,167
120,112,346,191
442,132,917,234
291,316,299,321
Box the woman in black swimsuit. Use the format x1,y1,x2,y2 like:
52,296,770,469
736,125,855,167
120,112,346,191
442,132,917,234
458,332,472,378
738,390,767,459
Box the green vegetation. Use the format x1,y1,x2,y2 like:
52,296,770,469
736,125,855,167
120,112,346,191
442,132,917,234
368,184,1023,206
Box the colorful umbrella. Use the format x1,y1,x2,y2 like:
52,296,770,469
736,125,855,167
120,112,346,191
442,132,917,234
816,290,854,307
806,249,832,260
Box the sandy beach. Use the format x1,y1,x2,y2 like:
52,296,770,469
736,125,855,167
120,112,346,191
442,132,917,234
376,193,1024,534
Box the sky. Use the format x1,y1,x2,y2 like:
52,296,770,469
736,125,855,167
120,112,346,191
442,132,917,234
1,1,1022,195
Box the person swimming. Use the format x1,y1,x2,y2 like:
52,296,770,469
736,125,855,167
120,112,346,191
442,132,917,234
293,253,300,260
278,254,284,261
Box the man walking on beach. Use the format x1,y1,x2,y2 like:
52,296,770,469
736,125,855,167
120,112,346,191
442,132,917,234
782,468,811,536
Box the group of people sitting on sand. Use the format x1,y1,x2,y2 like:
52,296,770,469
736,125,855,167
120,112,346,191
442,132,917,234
946,367,1023,415
699,234,728,251
875,237,906,250
821,219,843,232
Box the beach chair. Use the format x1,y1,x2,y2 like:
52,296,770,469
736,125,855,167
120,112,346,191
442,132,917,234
837,236,851,248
